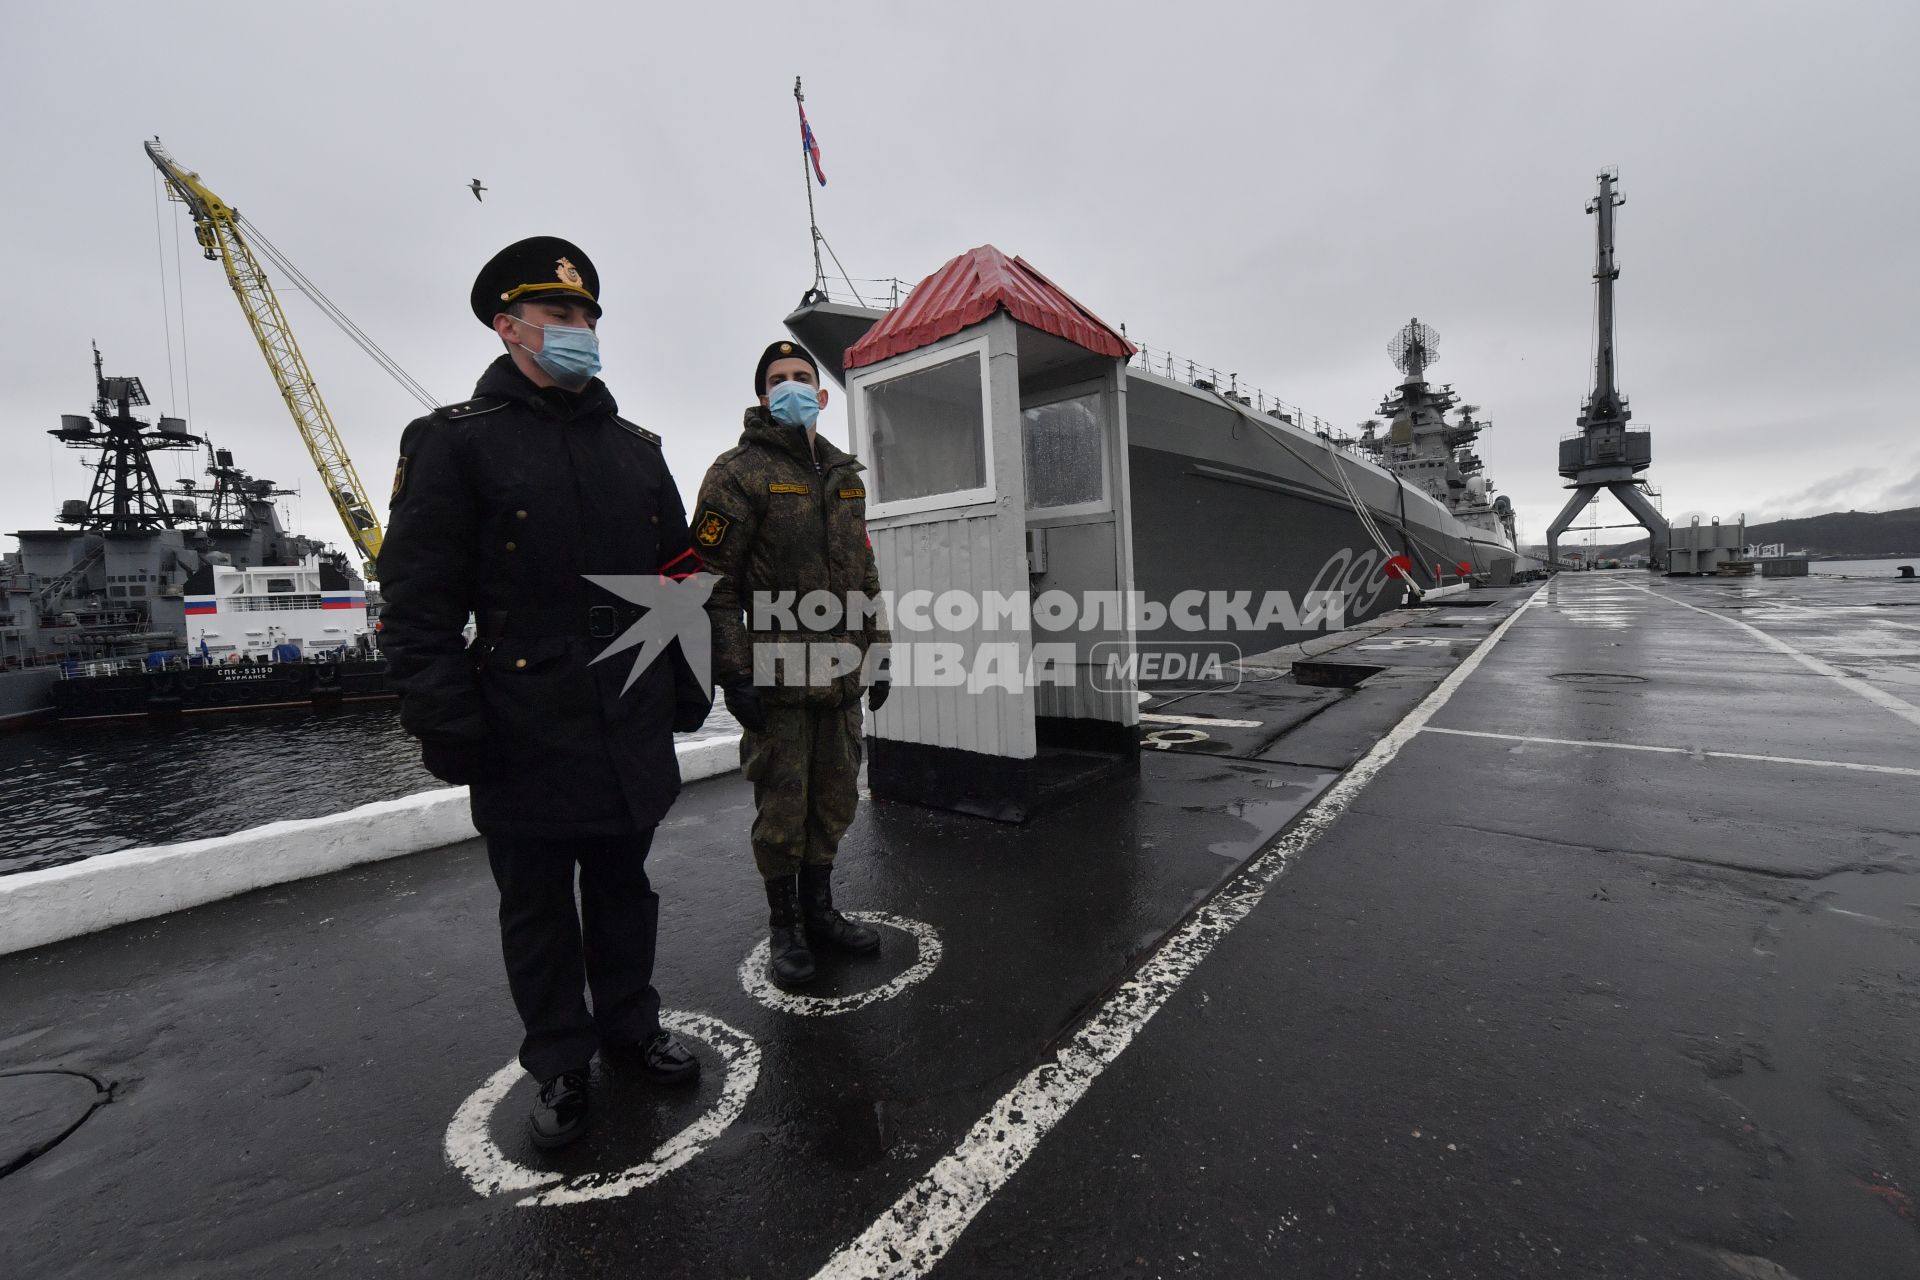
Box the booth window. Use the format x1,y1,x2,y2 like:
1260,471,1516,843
1022,392,1106,512
866,352,987,504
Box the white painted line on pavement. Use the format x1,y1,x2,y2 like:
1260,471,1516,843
1421,726,1920,778
1624,583,1920,732
740,913,942,1017
445,1009,760,1207
1139,713,1263,728
808,587,1547,1280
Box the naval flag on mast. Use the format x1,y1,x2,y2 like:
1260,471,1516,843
798,100,826,186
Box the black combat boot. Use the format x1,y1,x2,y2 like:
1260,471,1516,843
765,875,816,988
799,863,881,954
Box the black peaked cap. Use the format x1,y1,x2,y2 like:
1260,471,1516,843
471,236,600,326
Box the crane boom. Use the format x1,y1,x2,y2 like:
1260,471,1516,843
143,138,384,572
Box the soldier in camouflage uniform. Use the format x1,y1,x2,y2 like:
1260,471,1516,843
694,340,890,988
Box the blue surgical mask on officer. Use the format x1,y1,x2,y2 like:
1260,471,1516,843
767,380,821,431
513,316,601,390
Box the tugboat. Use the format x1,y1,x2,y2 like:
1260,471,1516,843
1,345,391,723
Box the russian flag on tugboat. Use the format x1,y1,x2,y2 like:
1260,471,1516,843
184,596,218,616
320,593,367,610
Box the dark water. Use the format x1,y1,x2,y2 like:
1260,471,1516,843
0,706,442,874
0,704,744,876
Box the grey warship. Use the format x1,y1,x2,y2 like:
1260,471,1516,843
785,249,1530,658
0,347,378,724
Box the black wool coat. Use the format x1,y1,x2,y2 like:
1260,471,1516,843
379,356,710,838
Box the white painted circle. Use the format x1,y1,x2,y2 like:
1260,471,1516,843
739,912,941,1017
1144,728,1209,750
1356,636,1450,649
443,1009,760,1207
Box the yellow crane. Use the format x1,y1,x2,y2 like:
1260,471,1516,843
145,137,393,573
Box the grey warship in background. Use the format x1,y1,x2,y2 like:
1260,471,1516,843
1355,318,1528,578
787,266,1537,654
0,347,382,725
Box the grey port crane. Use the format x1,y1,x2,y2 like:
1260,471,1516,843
1546,168,1670,571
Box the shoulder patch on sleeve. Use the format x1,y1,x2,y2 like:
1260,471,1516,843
693,509,731,547
768,482,811,495
391,455,410,501
612,416,662,447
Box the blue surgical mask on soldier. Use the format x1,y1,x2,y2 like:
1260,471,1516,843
514,318,601,390
768,380,820,430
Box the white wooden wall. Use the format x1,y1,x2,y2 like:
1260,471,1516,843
859,314,1037,762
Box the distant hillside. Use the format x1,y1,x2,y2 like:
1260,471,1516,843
1572,507,1920,559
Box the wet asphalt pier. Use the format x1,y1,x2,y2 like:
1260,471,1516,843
4,571,1918,1279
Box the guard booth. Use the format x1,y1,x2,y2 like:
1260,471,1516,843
843,246,1140,821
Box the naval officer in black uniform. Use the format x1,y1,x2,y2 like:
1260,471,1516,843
381,237,710,1150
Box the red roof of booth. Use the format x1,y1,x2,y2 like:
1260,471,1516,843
843,246,1135,369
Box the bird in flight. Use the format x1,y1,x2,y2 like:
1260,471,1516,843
469,179,487,202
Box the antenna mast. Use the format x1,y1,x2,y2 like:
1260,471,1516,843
796,77,825,293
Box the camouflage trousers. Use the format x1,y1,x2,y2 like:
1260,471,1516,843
741,700,864,879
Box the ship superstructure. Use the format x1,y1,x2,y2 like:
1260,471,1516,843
2,346,363,672
1356,319,1521,578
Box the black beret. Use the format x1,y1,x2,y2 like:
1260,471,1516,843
755,340,819,394
470,236,601,326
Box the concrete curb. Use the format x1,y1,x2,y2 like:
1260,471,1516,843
0,734,743,958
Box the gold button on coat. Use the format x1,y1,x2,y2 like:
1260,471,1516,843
515,509,528,519
505,541,517,551
514,658,527,669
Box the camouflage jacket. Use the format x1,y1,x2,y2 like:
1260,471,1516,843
694,408,888,706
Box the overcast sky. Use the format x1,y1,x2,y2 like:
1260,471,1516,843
3,1,1915,559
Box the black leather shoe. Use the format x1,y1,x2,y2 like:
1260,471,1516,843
799,864,881,954
765,876,816,988
528,1070,590,1150
604,1030,700,1087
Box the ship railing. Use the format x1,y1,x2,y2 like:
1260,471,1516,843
54,649,383,679
801,277,915,311
1126,343,1368,453
59,658,149,679
791,284,1379,456
1560,424,1654,441
1,653,81,673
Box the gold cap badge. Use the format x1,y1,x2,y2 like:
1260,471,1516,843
556,257,583,287
778,342,792,354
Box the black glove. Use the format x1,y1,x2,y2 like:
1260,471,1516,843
722,681,769,733
421,739,489,786
672,687,713,733
867,674,891,712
